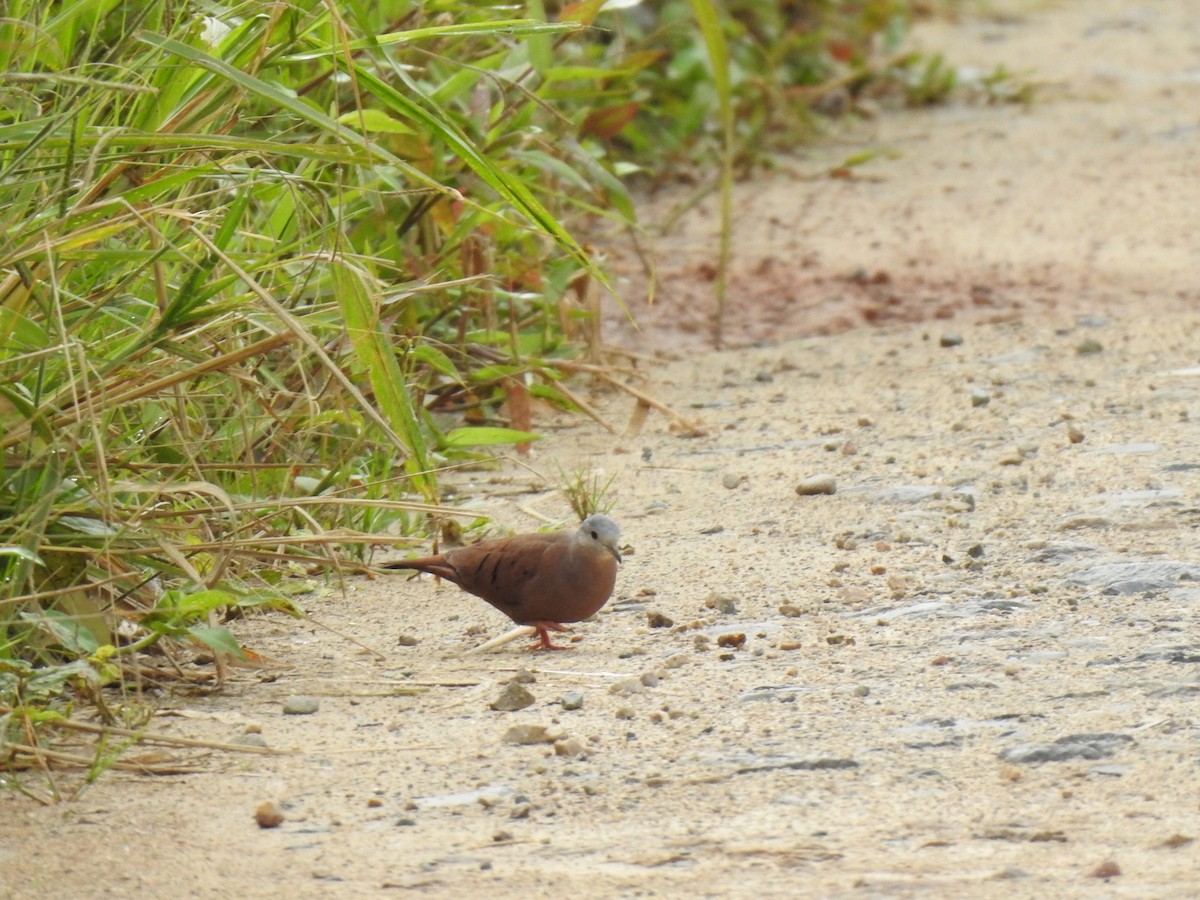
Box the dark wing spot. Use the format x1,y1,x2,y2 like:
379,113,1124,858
485,551,504,585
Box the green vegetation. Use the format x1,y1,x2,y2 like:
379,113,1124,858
1,0,949,786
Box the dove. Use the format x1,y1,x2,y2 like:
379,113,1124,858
381,514,622,650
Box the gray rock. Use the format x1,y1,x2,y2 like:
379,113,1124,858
1071,559,1200,593
869,485,949,503
561,691,584,710
731,755,859,775
1094,488,1182,506
1027,541,1101,563
283,695,320,715
1000,732,1134,764
1087,442,1161,455
857,601,948,622
231,732,270,749
1134,646,1200,664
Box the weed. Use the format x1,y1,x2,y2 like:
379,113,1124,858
559,467,619,520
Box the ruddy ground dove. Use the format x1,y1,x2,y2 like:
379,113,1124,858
381,514,622,650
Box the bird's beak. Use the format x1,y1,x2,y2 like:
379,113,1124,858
610,545,623,564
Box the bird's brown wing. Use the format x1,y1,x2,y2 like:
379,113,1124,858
437,531,565,619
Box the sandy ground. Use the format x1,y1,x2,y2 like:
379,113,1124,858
4,1,1200,897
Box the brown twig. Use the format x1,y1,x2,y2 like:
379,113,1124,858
6,715,292,756
3,742,208,774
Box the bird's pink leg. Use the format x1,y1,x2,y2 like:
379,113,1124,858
528,622,573,651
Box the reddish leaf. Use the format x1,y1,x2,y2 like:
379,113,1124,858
828,40,855,63
579,102,639,139
561,0,607,26
503,378,534,455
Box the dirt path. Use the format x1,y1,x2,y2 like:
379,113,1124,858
4,2,1200,897
601,0,1200,351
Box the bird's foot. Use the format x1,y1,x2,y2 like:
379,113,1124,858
529,622,574,651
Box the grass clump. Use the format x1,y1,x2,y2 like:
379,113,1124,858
0,0,633,780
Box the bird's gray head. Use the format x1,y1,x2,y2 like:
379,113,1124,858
578,514,622,563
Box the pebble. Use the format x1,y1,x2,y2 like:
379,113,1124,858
647,611,674,628
561,691,584,711
970,388,991,407
1076,338,1104,355
722,473,745,489
254,802,285,828
778,603,803,617
703,592,738,614
795,474,837,496
397,634,419,646
939,332,964,347
1058,515,1113,531
282,695,319,715
501,724,558,745
231,733,270,750
1089,860,1121,879
554,738,586,758
609,677,643,696
1067,424,1085,443
491,683,535,712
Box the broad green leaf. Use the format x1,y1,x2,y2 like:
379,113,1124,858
411,344,463,382
529,381,581,412
337,109,415,135
0,545,42,563
443,427,541,448
332,260,433,496
187,625,245,659
157,588,237,618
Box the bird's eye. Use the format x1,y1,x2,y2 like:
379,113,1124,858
590,530,598,540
